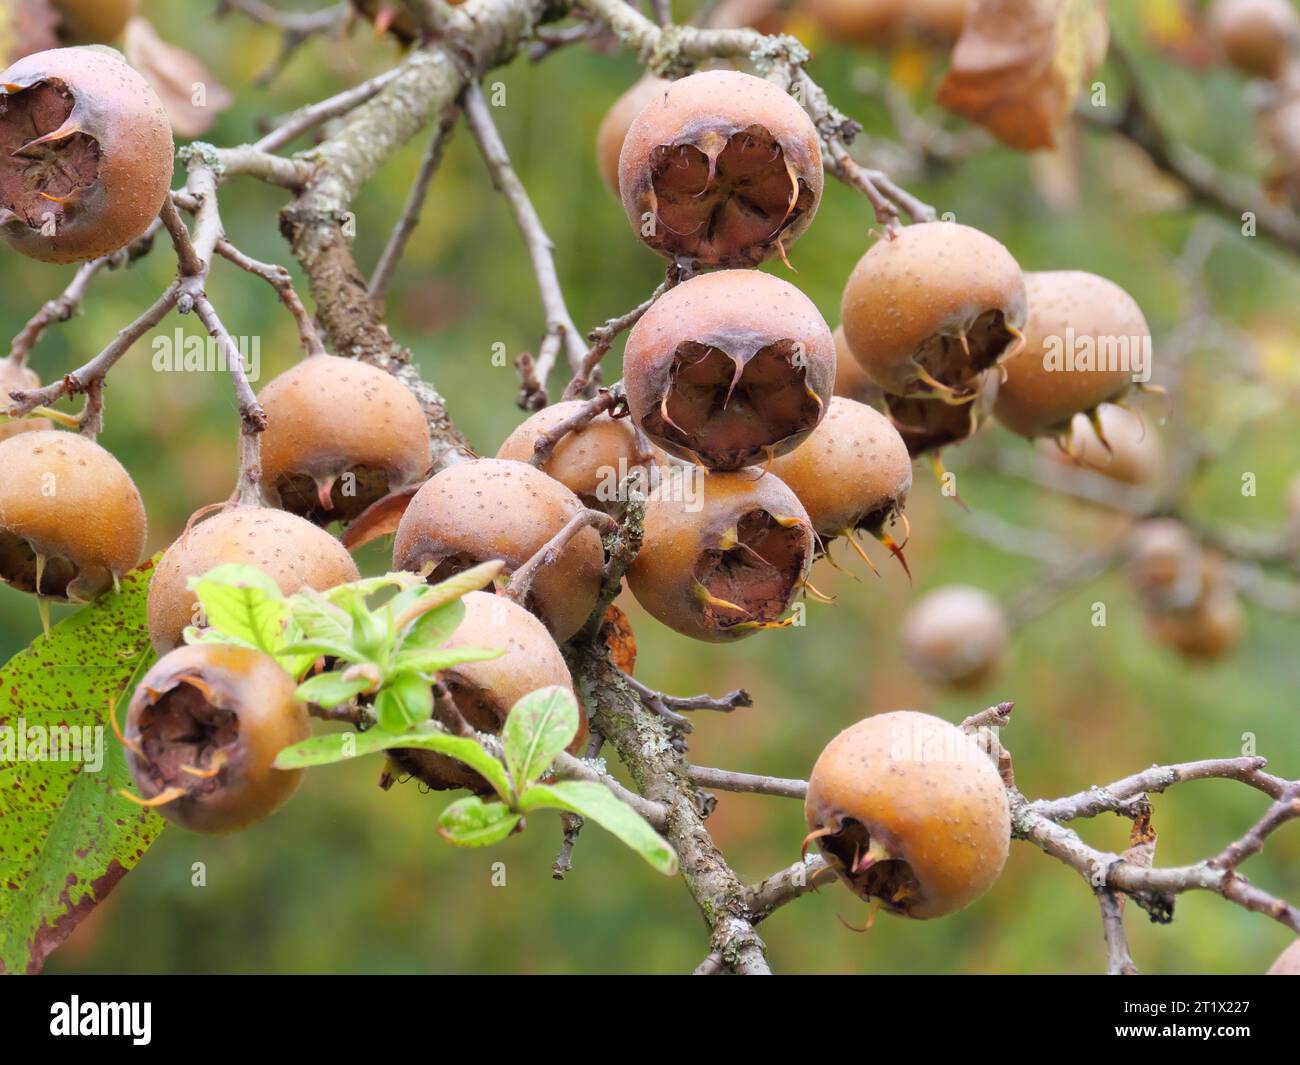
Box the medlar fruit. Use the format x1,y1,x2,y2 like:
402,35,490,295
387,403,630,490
1038,403,1162,488
50,0,136,45
0,428,145,601
257,355,432,524
806,0,966,47
805,710,1010,919
0,356,52,441
831,325,883,408
389,591,586,791
596,75,669,196
147,504,361,654
124,643,309,834
392,458,604,642
1267,938,1300,974
627,467,815,642
622,269,835,470
618,69,823,267
1209,0,1298,80
1126,519,1202,611
767,396,911,558
1146,553,1243,663
0,46,173,263
901,584,1010,690
993,270,1150,441
495,398,649,509
840,222,1027,400
1,0,59,65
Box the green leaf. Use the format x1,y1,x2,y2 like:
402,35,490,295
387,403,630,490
285,590,353,643
502,686,579,788
275,725,513,799
277,639,361,661
421,561,505,612
326,572,425,602
391,646,502,676
436,797,520,847
374,674,432,731
189,563,292,654
520,781,678,875
401,600,464,650
0,560,165,974
295,671,375,709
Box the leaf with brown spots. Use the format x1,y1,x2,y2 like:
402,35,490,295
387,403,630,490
0,559,164,974
937,0,1110,151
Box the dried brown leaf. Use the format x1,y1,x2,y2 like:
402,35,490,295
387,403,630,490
123,16,232,139
937,0,1110,151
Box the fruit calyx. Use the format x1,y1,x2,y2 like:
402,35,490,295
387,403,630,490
0,75,99,233
648,338,823,469
805,818,921,916
695,505,811,634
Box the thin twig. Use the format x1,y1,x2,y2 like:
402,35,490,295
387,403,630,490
687,766,807,799
563,275,673,400
529,389,617,467
370,108,459,310
218,0,350,85
462,80,586,403
504,509,618,607
216,238,328,358
255,67,406,154
1098,891,1139,975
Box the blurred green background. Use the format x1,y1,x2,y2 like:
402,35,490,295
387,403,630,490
2,0,1297,973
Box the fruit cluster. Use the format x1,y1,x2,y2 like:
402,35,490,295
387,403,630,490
0,33,1226,946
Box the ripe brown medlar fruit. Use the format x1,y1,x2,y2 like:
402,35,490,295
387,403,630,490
618,69,823,268
627,467,814,641
1,0,59,65
840,222,1027,400
1126,519,1202,611
831,324,883,408
994,270,1151,442
1147,587,1244,662
0,428,145,601
124,643,309,834
0,356,52,441
392,458,604,642
0,46,173,263
623,269,835,470
803,0,899,46
901,584,1010,691
596,75,669,196
1146,554,1244,663
806,0,966,47
257,355,432,524
1038,403,1162,488
147,504,361,654
496,399,650,509
50,0,136,45
1267,938,1300,974
389,591,587,791
767,396,911,563
805,710,1010,919
708,0,789,34
1209,0,1298,80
